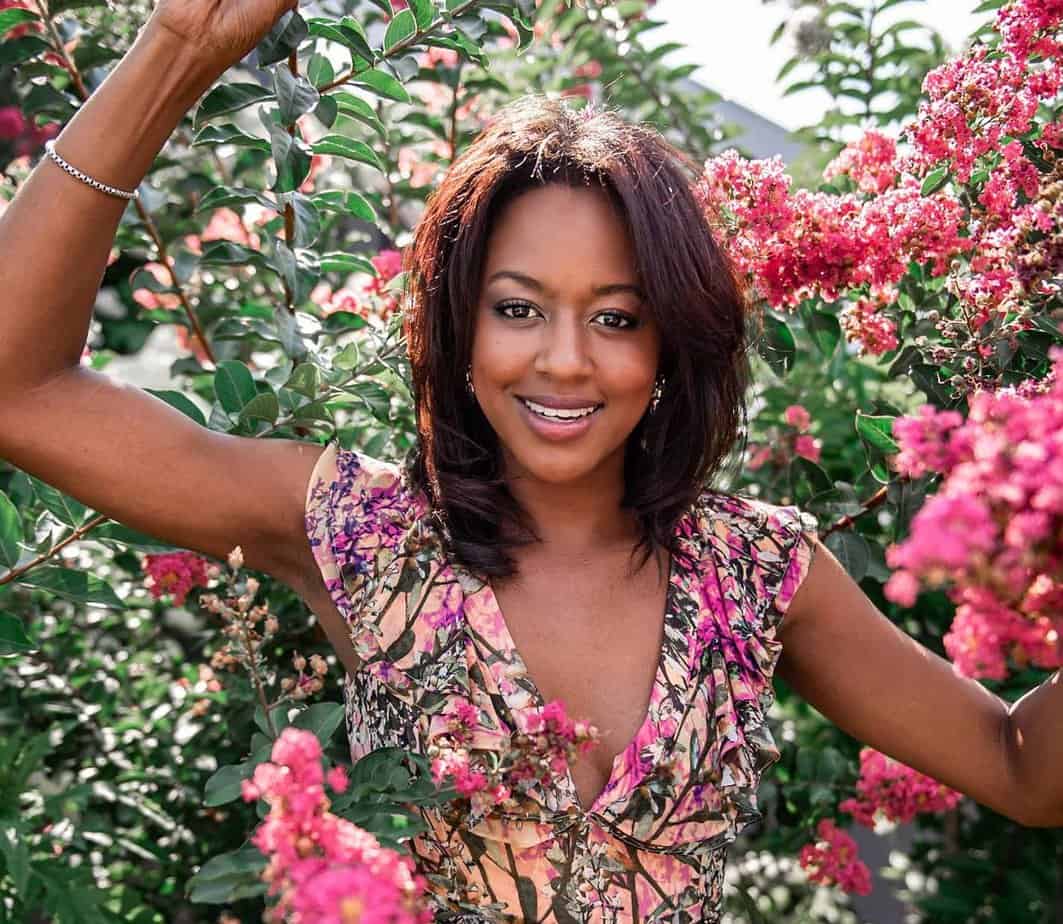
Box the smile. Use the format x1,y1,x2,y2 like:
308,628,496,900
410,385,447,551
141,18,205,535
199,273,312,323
514,396,604,442
518,397,602,420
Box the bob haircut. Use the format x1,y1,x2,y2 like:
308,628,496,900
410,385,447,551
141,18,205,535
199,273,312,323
403,94,750,578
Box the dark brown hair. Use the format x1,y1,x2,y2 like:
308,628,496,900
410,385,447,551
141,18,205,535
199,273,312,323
402,94,750,578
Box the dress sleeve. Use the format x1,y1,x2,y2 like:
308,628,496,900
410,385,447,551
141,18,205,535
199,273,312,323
756,502,819,633
303,440,420,663
691,493,819,837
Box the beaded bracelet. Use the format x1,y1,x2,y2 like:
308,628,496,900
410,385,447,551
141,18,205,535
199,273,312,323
44,140,140,201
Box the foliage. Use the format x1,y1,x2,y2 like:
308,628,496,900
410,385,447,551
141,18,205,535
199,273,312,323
1,0,1061,920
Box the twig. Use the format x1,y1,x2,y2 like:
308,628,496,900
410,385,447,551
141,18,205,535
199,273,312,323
0,513,109,587
819,484,890,539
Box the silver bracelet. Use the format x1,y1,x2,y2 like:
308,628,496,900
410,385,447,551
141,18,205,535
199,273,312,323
44,140,140,201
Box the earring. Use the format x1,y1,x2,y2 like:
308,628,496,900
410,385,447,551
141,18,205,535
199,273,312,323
649,374,664,414
465,364,475,396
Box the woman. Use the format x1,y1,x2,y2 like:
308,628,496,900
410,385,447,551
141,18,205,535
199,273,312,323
0,1,1059,921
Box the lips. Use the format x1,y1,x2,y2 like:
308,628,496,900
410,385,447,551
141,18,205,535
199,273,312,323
514,395,602,442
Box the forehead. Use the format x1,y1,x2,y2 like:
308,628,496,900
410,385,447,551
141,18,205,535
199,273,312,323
483,184,639,286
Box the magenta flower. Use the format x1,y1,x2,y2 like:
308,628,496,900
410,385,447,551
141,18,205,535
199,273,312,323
798,819,873,895
142,551,210,606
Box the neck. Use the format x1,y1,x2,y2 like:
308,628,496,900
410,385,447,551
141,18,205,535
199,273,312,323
500,452,637,551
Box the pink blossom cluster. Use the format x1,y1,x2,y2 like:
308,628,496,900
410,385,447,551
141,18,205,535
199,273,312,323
746,403,822,470
311,248,404,321
839,748,962,827
429,698,598,818
798,819,872,895
242,727,431,924
142,551,211,606
840,291,900,357
697,151,970,311
904,0,1062,182
885,351,1063,678
823,130,898,195
0,106,59,158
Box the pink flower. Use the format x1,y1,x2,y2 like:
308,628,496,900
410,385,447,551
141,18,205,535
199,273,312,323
798,819,873,895
886,354,1063,679
794,434,822,464
142,551,210,606
840,296,899,357
243,728,431,923
884,570,920,608
784,404,811,432
839,748,962,827
0,106,26,140
824,130,898,195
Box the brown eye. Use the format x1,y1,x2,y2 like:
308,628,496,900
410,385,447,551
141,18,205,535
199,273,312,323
594,311,638,330
495,300,542,320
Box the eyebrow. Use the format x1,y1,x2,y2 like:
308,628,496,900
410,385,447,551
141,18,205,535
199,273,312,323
486,270,645,300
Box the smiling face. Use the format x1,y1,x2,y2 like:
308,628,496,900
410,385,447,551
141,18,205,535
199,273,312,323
470,182,661,488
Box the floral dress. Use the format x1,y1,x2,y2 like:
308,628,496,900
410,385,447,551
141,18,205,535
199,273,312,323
304,441,818,923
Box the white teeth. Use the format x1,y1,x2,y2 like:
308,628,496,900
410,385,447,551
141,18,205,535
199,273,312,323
521,399,599,420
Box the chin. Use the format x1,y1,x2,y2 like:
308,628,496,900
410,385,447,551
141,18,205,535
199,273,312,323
503,441,623,485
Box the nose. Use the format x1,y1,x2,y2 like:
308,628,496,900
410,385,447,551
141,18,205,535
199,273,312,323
533,311,593,381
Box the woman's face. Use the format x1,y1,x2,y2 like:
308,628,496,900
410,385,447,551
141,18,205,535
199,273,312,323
470,183,661,487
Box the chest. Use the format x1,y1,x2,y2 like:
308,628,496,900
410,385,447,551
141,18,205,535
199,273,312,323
490,551,672,807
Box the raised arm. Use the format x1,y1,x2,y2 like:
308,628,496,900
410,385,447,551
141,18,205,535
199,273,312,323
0,2,357,670
778,537,1063,828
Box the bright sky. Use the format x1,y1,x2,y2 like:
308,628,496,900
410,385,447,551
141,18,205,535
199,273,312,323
645,1,989,132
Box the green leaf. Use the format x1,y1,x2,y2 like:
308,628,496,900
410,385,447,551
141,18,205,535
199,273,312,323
274,302,309,360
200,240,271,273
0,822,31,891
307,52,335,89
319,251,375,275
757,314,796,376
312,189,376,222
825,530,869,583
351,67,411,103
921,165,950,196
214,361,258,414
256,10,309,67
855,412,899,454
0,35,50,67
237,391,280,426
331,91,387,138
30,478,88,528
17,567,125,609
203,764,253,807
312,134,386,171
286,363,321,399
191,122,270,152
273,241,321,307
194,83,274,132
384,8,417,52
0,612,37,656
306,16,374,61
196,186,276,214
803,305,841,358
315,94,338,128
291,702,345,745
0,491,21,570
409,0,436,29
187,845,267,904
0,7,39,36
277,191,321,248
274,67,320,124
266,120,314,193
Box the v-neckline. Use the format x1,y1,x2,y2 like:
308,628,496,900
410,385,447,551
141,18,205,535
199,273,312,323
474,547,683,817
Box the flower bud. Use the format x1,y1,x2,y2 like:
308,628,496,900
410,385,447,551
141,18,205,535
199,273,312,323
227,547,244,570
